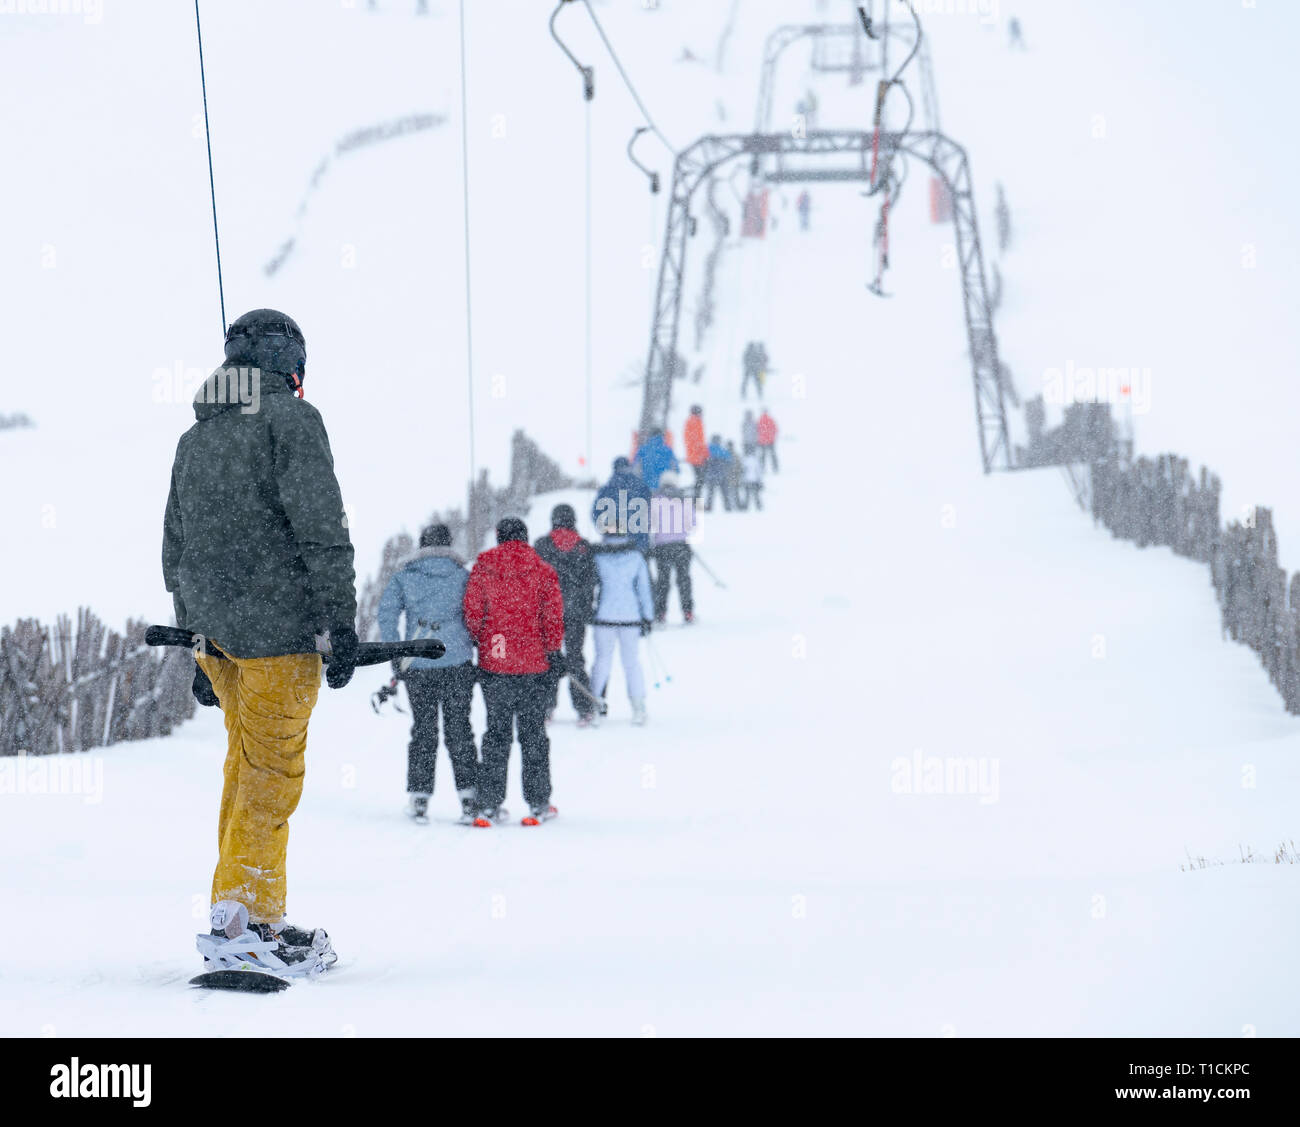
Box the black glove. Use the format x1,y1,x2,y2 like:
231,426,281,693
192,665,219,708
546,650,566,685
640,620,653,637
325,626,360,690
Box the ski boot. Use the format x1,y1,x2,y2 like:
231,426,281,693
457,789,478,826
408,794,430,824
683,610,695,625
196,901,332,981
576,712,594,729
522,804,558,826
631,699,648,727
472,805,509,828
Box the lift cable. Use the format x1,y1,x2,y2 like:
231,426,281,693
580,0,677,153
193,0,227,335
458,0,479,537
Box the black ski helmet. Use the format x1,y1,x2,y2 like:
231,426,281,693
224,309,306,391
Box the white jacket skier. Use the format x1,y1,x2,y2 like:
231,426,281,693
590,531,654,725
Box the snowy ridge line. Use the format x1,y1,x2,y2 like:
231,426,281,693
263,111,447,277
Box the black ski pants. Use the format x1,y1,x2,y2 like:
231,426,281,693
652,542,694,618
405,663,478,797
477,671,552,811
550,617,594,718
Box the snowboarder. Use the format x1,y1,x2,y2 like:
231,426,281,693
590,512,655,726
741,341,769,400
650,471,696,625
1008,17,1026,50
163,308,355,976
462,517,565,826
633,427,680,491
377,523,478,825
592,455,653,553
533,504,597,726
700,434,734,512
683,405,709,499
757,408,779,473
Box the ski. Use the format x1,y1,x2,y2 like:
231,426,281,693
522,805,559,826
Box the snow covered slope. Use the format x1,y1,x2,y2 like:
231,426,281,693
3,1,1299,1035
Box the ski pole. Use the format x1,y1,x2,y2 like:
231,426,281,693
642,635,662,691
644,635,672,688
691,551,728,589
568,674,605,709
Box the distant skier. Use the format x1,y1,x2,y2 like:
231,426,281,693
700,434,734,512
633,427,680,490
163,308,355,975
533,504,597,727
590,513,656,726
757,408,780,473
724,440,744,510
741,409,759,456
463,518,565,826
593,455,653,552
741,448,764,512
741,341,770,400
377,523,478,825
650,471,696,625
683,405,709,499
797,190,812,231
1008,17,1026,50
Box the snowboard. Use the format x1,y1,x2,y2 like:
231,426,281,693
189,969,291,993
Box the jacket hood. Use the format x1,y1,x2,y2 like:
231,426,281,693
397,544,465,571
479,539,539,567
192,361,292,422
548,528,582,552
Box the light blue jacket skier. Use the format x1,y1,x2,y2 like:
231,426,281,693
377,545,474,670
589,532,655,720
593,535,654,626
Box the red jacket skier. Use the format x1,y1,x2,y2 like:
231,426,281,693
462,518,565,826
757,409,780,473
463,529,565,674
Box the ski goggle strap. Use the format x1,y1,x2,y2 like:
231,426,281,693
224,320,305,349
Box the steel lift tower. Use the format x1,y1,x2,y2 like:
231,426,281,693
638,128,1013,475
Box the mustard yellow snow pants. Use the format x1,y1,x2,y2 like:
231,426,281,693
196,646,322,924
